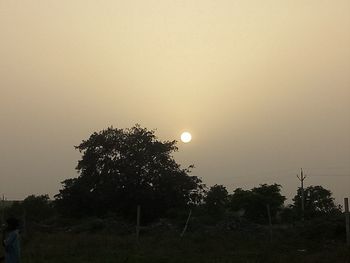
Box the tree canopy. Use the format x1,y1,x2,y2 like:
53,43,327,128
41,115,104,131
5,195,54,223
54,125,204,221
293,185,341,219
204,184,228,218
228,184,286,223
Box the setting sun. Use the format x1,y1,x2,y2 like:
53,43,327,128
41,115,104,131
180,132,192,143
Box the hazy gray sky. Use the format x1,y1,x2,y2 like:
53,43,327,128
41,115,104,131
1,0,349,203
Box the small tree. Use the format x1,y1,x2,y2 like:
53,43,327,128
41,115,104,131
5,195,54,223
22,195,54,222
204,184,228,218
293,185,341,219
229,184,286,223
280,205,297,223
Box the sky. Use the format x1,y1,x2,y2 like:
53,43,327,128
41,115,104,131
0,0,349,204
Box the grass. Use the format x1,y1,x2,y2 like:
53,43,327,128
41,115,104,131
0,216,349,263
3,226,347,263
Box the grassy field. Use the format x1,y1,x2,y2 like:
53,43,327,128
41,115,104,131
2,224,348,263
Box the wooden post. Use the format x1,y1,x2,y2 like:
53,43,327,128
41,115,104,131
345,198,350,246
180,210,192,238
1,195,5,247
22,208,27,237
266,204,273,242
136,205,141,244
1,195,4,226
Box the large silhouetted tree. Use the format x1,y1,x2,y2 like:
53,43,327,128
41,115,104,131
54,125,204,221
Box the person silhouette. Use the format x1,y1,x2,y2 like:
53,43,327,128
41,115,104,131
2,218,20,263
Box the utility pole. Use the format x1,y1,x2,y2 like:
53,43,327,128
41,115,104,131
345,198,350,246
297,168,306,221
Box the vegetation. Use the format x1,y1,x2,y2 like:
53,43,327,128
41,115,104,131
293,186,341,219
3,195,54,222
14,229,350,263
54,125,204,221
204,185,228,218
229,184,286,223
0,125,348,262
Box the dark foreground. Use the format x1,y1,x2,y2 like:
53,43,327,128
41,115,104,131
4,223,349,263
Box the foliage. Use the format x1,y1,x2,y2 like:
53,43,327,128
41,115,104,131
22,195,55,222
8,227,350,263
204,184,228,218
292,185,341,219
228,184,286,223
299,214,346,241
279,205,297,223
4,195,54,223
54,125,205,221
3,201,23,220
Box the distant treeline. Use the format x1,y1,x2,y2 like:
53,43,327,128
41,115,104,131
0,125,342,225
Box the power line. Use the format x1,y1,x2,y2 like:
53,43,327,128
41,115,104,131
308,174,350,177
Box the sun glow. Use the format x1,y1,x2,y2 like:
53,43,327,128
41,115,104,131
180,132,192,143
